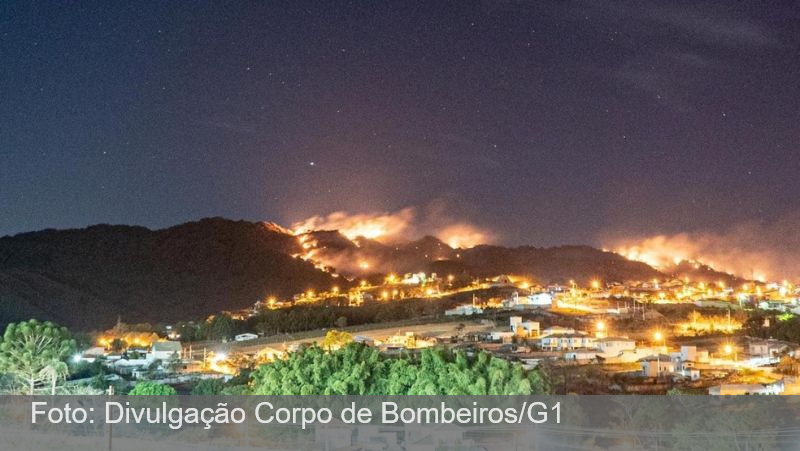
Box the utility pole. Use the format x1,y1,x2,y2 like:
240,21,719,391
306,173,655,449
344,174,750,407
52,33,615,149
107,385,114,451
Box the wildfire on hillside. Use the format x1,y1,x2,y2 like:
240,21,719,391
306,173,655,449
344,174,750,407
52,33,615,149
612,235,768,282
284,207,495,276
290,207,492,248
291,208,415,242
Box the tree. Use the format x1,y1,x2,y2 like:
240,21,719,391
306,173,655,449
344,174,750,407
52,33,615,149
191,378,226,395
0,320,76,394
39,361,69,395
250,343,552,395
320,330,353,351
165,354,184,374
205,314,236,341
129,382,177,395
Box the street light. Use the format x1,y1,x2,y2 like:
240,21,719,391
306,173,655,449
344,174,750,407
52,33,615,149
653,331,665,381
723,342,737,362
595,320,606,338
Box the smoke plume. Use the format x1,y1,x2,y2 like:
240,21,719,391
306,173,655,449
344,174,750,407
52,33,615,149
291,206,494,249
606,215,800,282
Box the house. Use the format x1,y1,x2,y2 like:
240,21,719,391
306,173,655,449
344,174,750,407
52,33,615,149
605,348,660,363
235,333,259,342
640,355,675,378
541,326,576,336
149,341,182,362
110,357,150,375
759,300,788,312
749,339,790,359
521,292,553,307
488,331,515,343
82,346,107,357
490,275,515,287
596,337,636,356
353,335,376,346
681,345,709,362
539,333,595,351
380,332,433,350
445,304,483,316
510,317,540,337
564,349,600,362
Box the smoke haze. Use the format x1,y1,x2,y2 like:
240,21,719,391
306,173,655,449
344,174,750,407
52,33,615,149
606,215,800,282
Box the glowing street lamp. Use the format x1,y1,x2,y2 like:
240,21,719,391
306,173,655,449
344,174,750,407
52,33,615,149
596,320,606,338
723,342,737,362
653,330,666,353
653,330,666,381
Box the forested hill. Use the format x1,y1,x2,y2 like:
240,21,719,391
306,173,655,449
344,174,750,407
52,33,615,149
0,218,337,330
0,217,740,331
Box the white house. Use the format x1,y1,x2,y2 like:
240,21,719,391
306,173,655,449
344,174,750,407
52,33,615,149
564,349,601,361
640,355,675,378
489,331,515,343
759,300,788,312
149,341,182,362
445,304,483,316
679,346,709,364
541,326,576,336
522,292,553,306
749,339,790,359
510,316,540,337
596,337,636,356
111,358,150,376
540,333,595,351
235,333,259,342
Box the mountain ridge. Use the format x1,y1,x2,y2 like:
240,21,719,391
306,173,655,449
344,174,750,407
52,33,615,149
0,217,742,330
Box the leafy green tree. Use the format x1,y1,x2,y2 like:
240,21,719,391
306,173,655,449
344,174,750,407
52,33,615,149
191,378,226,395
0,320,76,394
129,381,177,395
204,314,236,341
320,330,353,350
250,343,551,395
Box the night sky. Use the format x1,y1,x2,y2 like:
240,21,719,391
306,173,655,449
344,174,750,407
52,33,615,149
2,1,799,247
